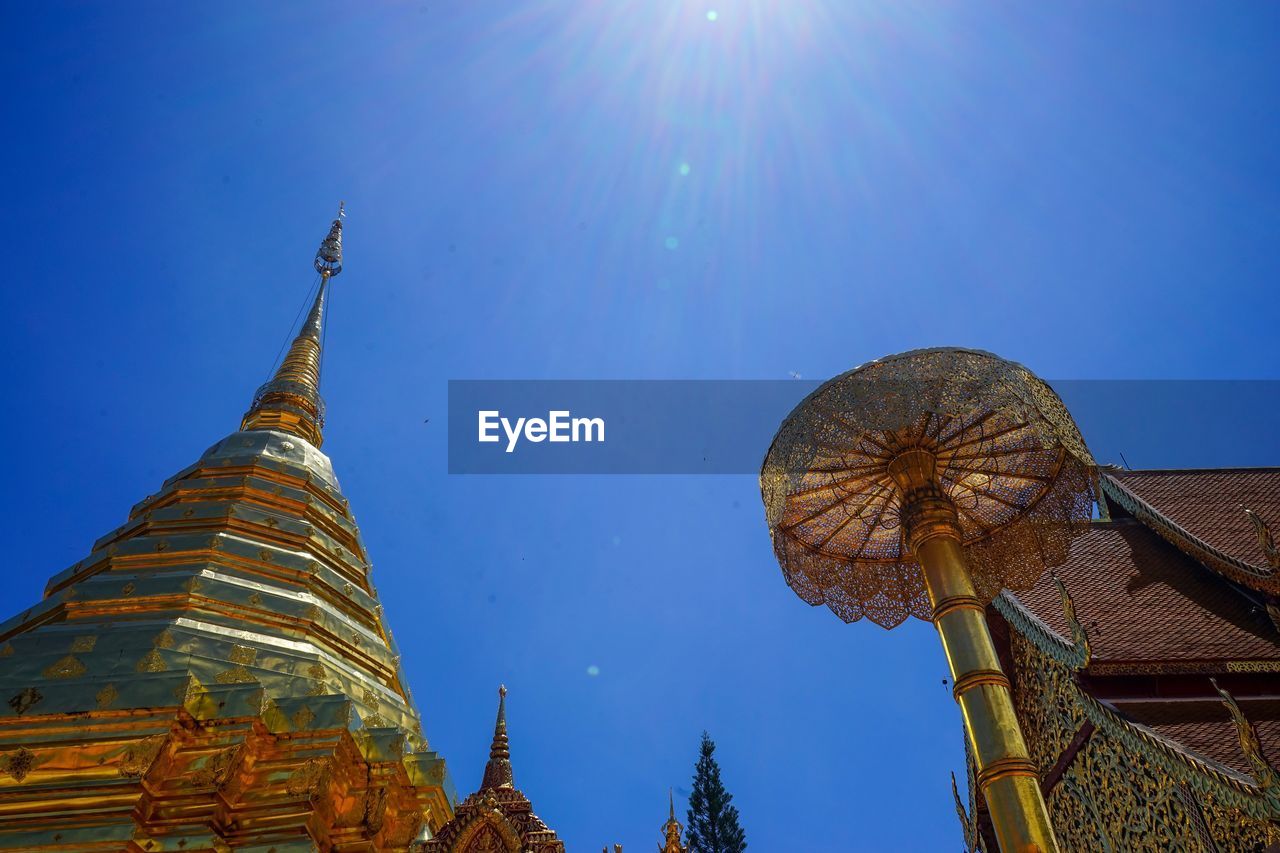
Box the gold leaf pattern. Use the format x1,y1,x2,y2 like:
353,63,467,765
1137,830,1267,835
363,786,389,833
8,687,43,715
2,748,35,782
173,677,203,704
42,655,86,680
118,735,166,778
286,758,329,797
96,684,118,709
70,635,97,653
136,649,166,673
214,665,257,685
228,644,257,665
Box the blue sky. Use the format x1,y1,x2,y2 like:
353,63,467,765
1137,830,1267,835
3,2,1279,849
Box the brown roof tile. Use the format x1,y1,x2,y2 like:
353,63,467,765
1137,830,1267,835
1007,469,1280,787
1012,519,1278,664
1109,467,1280,579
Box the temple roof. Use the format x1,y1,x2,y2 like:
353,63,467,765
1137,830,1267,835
1101,467,1280,595
419,688,563,853
1002,467,1280,784
1012,519,1278,666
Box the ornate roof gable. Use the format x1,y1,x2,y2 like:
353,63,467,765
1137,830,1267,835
419,688,565,853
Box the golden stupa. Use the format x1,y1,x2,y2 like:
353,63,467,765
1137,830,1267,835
0,210,454,850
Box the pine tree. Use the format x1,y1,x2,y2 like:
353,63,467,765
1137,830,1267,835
686,732,747,853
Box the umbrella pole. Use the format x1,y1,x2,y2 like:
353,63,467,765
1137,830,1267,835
891,451,1059,853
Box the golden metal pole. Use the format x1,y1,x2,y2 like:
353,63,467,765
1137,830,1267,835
889,450,1058,853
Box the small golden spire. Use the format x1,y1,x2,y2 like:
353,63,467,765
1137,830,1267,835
241,206,345,446
480,685,514,790
660,788,686,853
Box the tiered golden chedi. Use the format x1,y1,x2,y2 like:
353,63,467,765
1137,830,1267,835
0,211,454,851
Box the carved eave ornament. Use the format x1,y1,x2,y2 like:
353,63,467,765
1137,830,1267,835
998,579,1280,823
445,793,524,853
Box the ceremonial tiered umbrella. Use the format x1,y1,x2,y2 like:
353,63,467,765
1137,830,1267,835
761,348,1095,853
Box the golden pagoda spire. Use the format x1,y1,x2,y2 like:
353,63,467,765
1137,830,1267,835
480,684,514,789
241,203,345,446
0,203,459,847
660,789,687,853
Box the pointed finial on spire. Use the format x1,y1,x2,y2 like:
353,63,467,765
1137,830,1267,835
480,684,514,790
661,788,687,853
241,207,347,446
314,202,344,277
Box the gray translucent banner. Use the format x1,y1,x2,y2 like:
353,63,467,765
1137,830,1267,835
447,380,1279,474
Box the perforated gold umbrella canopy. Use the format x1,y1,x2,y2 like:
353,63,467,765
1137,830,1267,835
761,348,1096,628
